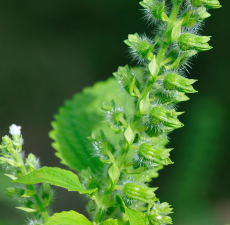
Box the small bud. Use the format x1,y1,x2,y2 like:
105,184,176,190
1,157,21,167
5,187,24,197
138,143,173,165
123,183,158,204
113,65,133,88
182,8,211,27
2,135,11,145
26,153,37,172
113,65,140,96
163,73,197,93
101,100,127,133
179,33,212,51
196,7,211,20
164,50,197,70
140,0,169,22
9,124,21,136
132,166,163,182
191,0,221,9
145,125,174,137
102,101,113,111
124,33,154,61
113,112,126,126
157,202,173,215
79,168,100,190
150,106,183,129
89,130,115,157
156,90,190,104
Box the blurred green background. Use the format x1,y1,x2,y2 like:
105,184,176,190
0,0,229,224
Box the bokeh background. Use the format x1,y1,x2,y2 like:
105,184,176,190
0,0,229,224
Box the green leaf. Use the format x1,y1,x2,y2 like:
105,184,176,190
44,211,92,225
171,20,182,43
148,56,159,78
100,219,122,225
16,207,37,213
124,125,135,146
108,162,120,183
49,78,134,173
21,190,36,197
125,208,149,225
13,167,97,194
116,196,148,225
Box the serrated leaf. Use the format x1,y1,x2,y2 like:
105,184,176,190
49,78,134,173
44,211,92,225
13,167,97,194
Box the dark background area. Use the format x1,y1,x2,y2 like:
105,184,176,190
0,0,229,224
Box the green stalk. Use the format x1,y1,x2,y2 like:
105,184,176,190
14,151,49,222
157,1,182,64
93,1,182,222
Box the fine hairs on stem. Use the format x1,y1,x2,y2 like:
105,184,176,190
0,0,221,224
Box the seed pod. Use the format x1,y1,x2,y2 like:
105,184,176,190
191,0,221,9
113,112,126,126
164,49,197,70
140,0,169,22
145,125,174,137
2,135,11,145
89,130,115,157
5,187,25,197
101,100,127,133
182,8,211,27
79,167,100,190
149,106,183,129
113,65,140,97
123,183,158,203
156,90,190,104
124,33,154,61
26,153,37,172
163,73,197,93
179,33,212,51
138,143,173,165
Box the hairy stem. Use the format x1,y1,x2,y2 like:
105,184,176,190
14,151,49,222
94,1,182,222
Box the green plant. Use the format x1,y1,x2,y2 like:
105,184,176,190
0,0,221,224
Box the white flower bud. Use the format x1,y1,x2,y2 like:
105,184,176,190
9,124,21,136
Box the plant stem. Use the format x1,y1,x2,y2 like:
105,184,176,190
14,151,49,222
93,1,182,222
157,1,182,65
